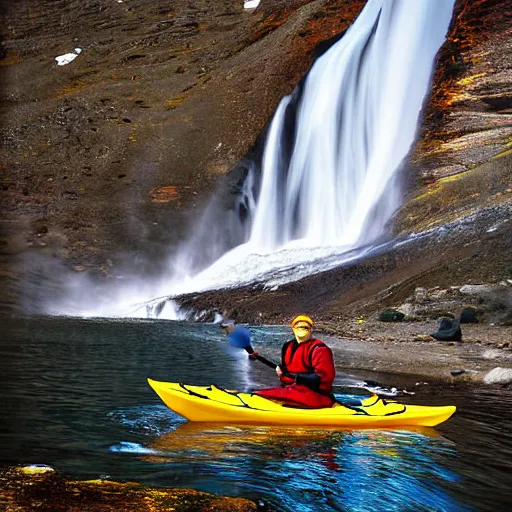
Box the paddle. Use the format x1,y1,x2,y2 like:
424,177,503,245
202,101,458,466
227,326,278,370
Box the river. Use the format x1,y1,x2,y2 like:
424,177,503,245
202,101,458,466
1,316,510,511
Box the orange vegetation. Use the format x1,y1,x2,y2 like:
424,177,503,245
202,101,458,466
0,52,22,67
251,0,365,49
149,185,191,204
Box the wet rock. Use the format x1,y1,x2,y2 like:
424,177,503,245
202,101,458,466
483,367,512,385
0,465,257,511
19,464,55,474
450,369,466,376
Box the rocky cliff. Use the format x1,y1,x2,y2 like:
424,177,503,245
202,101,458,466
1,0,510,317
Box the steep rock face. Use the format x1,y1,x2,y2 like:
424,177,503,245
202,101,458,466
397,0,511,234
418,0,511,173
173,0,512,323
0,0,365,258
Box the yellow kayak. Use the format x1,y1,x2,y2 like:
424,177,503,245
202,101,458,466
147,379,456,428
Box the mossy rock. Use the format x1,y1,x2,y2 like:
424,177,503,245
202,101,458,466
403,315,423,322
378,309,405,322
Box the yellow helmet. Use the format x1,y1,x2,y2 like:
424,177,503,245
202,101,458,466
291,315,314,329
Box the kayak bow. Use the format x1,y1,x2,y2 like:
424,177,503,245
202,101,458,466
147,379,456,428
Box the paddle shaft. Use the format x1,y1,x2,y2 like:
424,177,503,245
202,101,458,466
243,344,315,383
243,345,278,370
242,345,306,382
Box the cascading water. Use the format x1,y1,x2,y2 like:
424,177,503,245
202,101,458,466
169,0,455,293
251,0,454,250
53,0,455,318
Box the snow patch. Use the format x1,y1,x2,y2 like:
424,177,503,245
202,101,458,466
55,48,82,66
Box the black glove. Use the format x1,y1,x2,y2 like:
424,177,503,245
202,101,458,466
294,372,321,390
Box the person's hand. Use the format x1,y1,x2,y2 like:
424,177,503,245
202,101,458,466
248,351,259,361
276,365,283,377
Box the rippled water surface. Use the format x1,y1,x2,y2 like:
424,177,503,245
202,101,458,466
1,316,511,511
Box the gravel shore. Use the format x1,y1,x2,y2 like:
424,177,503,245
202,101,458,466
318,321,512,383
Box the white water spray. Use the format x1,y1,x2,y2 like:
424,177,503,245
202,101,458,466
52,0,455,318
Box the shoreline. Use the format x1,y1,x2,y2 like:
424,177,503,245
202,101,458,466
319,321,512,385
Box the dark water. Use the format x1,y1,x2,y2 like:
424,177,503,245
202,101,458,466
1,317,511,512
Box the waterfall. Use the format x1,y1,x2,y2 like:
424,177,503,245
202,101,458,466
179,0,455,292
250,0,455,251
54,0,455,318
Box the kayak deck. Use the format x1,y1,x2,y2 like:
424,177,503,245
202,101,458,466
147,379,456,428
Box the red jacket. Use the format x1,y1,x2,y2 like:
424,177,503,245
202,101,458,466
279,338,336,392
255,338,336,408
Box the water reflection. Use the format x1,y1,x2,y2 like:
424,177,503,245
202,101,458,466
110,422,468,512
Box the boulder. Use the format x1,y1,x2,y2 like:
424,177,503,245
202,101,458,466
430,317,462,342
482,350,504,360
483,367,512,385
459,284,496,295
414,287,429,303
397,303,415,317
459,306,480,324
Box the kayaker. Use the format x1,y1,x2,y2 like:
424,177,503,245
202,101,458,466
253,315,336,408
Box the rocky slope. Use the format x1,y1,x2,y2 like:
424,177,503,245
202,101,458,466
1,0,510,316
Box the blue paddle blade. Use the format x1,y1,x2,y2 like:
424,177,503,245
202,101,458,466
227,326,252,349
